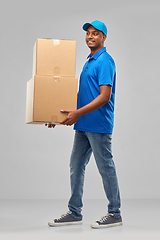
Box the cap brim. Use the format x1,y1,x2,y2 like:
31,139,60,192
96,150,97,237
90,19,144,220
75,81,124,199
82,23,92,31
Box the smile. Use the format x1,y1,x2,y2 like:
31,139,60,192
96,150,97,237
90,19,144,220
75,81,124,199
87,41,95,44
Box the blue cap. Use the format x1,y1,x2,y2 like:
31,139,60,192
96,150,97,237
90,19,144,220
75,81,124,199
83,20,107,35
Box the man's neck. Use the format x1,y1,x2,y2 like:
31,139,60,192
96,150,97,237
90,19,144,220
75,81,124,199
90,46,104,57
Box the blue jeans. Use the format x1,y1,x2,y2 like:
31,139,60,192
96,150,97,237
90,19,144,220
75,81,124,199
68,130,121,219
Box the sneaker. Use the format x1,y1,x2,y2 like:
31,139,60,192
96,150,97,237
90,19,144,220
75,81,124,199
91,213,122,229
48,211,82,227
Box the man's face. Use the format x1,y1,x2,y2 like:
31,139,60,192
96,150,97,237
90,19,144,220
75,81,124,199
85,25,106,51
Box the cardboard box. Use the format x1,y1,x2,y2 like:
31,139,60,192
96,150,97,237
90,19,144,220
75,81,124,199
26,75,78,124
32,39,76,78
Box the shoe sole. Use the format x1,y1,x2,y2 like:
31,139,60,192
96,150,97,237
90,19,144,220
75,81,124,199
91,222,122,229
48,221,82,227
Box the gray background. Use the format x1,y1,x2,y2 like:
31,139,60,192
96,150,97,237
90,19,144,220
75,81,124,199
0,0,160,200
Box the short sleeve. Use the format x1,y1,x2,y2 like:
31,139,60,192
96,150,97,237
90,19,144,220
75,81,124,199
98,56,116,87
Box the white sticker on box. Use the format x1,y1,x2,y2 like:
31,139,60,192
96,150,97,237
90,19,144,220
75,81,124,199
53,39,60,46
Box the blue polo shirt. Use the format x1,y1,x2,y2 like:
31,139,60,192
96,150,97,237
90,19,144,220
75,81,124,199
74,47,116,134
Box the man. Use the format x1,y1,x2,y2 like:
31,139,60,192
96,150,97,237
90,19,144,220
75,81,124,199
48,20,122,229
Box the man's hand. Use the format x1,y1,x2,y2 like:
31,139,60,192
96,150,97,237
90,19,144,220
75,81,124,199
60,110,80,126
45,123,56,128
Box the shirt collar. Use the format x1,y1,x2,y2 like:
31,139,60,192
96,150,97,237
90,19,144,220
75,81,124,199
87,47,106,60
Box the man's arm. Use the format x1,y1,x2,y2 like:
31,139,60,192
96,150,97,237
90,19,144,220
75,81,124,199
61,85,112,126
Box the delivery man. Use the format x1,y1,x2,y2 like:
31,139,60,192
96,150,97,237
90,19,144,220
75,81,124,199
47,20,122,229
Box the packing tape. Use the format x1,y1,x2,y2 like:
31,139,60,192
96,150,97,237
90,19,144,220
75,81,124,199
51,115,57,123
53,39,60,46
54,67,60,76
53,76,60,82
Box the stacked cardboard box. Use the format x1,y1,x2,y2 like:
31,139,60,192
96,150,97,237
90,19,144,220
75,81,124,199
26,39,78,124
